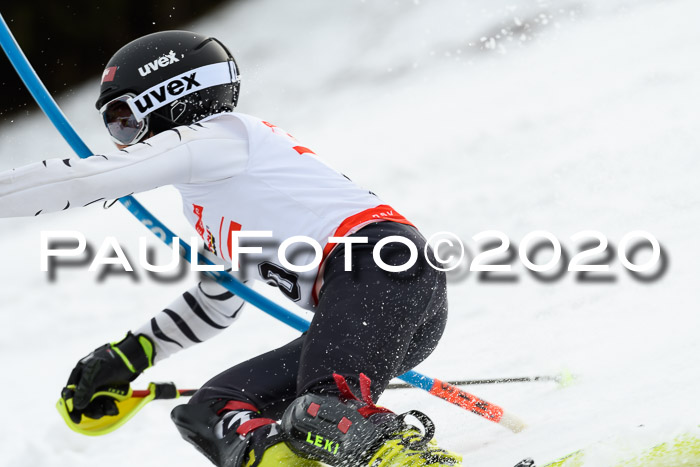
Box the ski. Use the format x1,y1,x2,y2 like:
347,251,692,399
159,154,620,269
539,432,700,466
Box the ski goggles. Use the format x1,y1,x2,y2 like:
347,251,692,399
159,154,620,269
99,94,149,146
98,61,238,146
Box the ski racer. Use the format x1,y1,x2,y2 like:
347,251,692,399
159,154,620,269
0,30,460,467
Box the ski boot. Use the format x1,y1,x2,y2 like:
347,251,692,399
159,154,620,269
171,399,322,467
281,373,463,466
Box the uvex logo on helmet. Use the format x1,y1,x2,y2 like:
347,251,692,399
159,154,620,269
138,50,180,77
127,61,235,121
133,72,201,114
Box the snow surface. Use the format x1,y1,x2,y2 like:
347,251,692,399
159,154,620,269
1,0,700,465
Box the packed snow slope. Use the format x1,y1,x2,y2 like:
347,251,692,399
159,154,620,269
1,0,699,466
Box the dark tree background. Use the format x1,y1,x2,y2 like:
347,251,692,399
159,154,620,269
0,1,231,120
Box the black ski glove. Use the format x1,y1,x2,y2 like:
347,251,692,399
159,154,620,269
61,332,155,423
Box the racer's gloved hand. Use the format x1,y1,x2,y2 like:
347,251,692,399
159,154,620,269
61,332,155,423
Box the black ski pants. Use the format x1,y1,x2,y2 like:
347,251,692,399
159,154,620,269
190,221,448,419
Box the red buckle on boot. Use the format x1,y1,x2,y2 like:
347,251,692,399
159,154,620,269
333,373,394,418
236,418,277,436
217,400,260,415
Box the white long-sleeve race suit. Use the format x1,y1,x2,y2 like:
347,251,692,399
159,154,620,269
0,112,414,362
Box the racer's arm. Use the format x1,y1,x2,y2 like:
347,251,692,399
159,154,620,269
61,272,246,422
133,274,246,363
0,124,248,218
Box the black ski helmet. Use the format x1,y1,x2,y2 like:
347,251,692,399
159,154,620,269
96,30,240,145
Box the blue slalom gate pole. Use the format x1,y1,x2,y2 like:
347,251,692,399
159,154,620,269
0,15,521,431
0,14,307,332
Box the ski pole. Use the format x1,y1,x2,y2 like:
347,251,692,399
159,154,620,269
133,387,197,398
131,378,560,396
59,381,524,436
0,15,525,433
386,374,569,389
169,379,525,432
160,384,526,433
